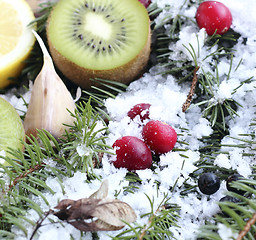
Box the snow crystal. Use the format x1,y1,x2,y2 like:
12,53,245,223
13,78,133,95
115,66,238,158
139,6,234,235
76,144,93,157
229,149,252,177
215,78,240,101
214,153,232,169
174,27,207,62
217,223,238,240
190,118,213,139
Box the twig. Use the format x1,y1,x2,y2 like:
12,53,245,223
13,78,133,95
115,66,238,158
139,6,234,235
182,66,200,112
237,212,256,240
93,152,104,168
30,209,54,240
3,163,46,194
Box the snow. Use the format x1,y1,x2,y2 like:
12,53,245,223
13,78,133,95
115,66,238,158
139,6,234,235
217,223,239,240
1,0,256,239
0,150,6,164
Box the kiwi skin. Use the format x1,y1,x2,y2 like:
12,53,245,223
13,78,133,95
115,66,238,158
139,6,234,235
46,14,151,89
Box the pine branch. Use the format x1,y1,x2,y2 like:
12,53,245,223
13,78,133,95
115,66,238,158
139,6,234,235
138,195,174,240
29,2,56,33
0,98,113,236
3,162,46,195
192,59,242,130
113,194,180,239
61,98,113,179
82,78,127,107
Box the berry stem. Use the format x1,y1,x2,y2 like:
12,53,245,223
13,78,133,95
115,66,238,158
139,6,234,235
182,66,200,112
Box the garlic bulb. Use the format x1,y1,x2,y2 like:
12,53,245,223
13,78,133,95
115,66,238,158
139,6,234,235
24,30,76,139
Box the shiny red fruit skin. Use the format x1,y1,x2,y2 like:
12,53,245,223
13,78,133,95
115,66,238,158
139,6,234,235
127,103,151,122
142,120,177,154
112,136,152,171
195,1,232,36
138,0,151,8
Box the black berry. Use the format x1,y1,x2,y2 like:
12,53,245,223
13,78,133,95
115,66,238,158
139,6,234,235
198,172,220,195
219,195,241,204
226,174,246,195
219,195,241,217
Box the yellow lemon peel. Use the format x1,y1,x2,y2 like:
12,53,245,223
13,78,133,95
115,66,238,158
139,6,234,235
0,0,35,88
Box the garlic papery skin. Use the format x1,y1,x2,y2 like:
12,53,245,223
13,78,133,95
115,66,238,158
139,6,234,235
23,30,76,139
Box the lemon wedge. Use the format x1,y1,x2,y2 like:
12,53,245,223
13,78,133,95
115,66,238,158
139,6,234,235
0,0,35,88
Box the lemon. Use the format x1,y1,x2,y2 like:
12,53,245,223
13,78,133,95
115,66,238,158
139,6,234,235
0,0,35,88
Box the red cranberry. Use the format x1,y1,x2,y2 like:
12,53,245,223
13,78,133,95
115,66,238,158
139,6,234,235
127,103,151,122
142,120,177,155
112,136,152,171
195,1,232,35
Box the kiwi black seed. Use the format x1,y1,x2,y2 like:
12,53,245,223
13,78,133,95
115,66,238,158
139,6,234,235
47,0,151,89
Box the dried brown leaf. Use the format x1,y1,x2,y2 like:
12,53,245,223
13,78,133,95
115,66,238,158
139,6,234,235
69,219,123,232
89,179,109,199
92,198,137,227
53,180,136,232
54,199,76,210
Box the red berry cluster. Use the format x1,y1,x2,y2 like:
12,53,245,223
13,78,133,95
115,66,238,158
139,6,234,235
112,103,177,171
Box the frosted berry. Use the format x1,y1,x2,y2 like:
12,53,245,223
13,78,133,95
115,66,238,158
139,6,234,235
198,172,220,195
127,103,151,122
226,174,246,195
112,136,152,171
195,1,232,36
142,120,177,155
138,0,151,8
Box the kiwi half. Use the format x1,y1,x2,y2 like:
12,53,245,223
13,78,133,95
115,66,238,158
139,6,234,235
47,0,151,89
0,97,25,164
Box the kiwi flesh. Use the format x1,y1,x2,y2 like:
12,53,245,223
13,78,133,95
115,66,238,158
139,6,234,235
0,97,25,164
47,0,151,89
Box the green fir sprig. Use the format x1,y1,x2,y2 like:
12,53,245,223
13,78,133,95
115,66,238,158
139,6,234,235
28,2,56,33
0,130,63,237
61,98,113,179
113,194,180,240
0,98,113,237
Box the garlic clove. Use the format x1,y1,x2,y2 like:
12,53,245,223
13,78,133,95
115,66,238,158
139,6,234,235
23,30,76,139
